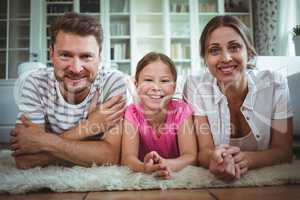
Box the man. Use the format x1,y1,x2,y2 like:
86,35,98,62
9,12,127,169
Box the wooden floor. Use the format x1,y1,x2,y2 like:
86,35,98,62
0,185,300,200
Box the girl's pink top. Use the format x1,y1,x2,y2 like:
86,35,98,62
124,99,193,161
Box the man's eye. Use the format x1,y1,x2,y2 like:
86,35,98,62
81,55,93,60
59,53,71,60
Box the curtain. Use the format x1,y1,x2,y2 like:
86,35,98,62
253,0,300,56
252,0,279,55
277,0,299,56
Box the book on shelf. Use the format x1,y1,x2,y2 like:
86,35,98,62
199,2,217,12
170,0,189,13
110,22,129,36
171,42,190,60
110,43,129,60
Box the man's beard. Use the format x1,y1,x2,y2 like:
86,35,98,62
55,70,95,94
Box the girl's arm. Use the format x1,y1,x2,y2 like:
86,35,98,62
194,115,216,168
239,118,293,169
163,116,198,172
121,119,144,172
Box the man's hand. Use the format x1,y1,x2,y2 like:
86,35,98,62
87,93,125,134
10,115,45,156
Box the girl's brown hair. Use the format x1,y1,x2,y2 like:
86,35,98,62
200,15,257,68
135,52,177,82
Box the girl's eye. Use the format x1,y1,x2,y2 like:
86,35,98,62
144,79,152,82
208,47,220,55
161,79,170,83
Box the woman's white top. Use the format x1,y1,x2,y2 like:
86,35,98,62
183,70,293,150
230,131,258,151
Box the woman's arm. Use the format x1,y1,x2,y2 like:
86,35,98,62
163,116,198,172
195,116,239,181
241,118,293,169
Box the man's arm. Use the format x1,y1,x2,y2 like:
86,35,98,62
41,121,123,166
11,118,123,167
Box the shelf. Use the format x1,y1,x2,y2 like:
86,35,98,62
79,13,101,16
110,36,130,39
47,13,67,16
224,12,251,15
171,36,190,39
173,59,191,63
110,12,130,16
198,12,219,16
135,13,163,17
111,59,131,63
137,36,164,40
46,2,73,5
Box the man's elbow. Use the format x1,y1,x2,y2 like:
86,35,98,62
94,143,120,166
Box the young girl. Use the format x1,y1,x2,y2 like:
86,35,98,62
121,52,197,179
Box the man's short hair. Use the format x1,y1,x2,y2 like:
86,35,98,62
50,12,103,52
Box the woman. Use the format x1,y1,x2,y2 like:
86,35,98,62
184,15,293,181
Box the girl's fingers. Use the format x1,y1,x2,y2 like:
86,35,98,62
10,143,19,151
153,169,170,178
9,136,18,144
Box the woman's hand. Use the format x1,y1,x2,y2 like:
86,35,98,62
233,151,250,177
209,145,240,182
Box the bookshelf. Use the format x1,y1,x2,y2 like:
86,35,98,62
0,0,31,79
109,0,131,74
41,0,252,76
45,0,74,66
0,0,253,80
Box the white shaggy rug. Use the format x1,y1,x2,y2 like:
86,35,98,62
0,150,300,194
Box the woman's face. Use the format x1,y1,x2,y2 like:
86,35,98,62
204,26,248,87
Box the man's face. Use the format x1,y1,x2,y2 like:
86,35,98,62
50,31,100,99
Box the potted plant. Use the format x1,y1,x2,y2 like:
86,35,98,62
293,25,300,56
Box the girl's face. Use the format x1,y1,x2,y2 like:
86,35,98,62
205,26,248,87
136,60,176,112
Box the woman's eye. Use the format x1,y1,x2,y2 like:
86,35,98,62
208,48,220,55
229,44,241,53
